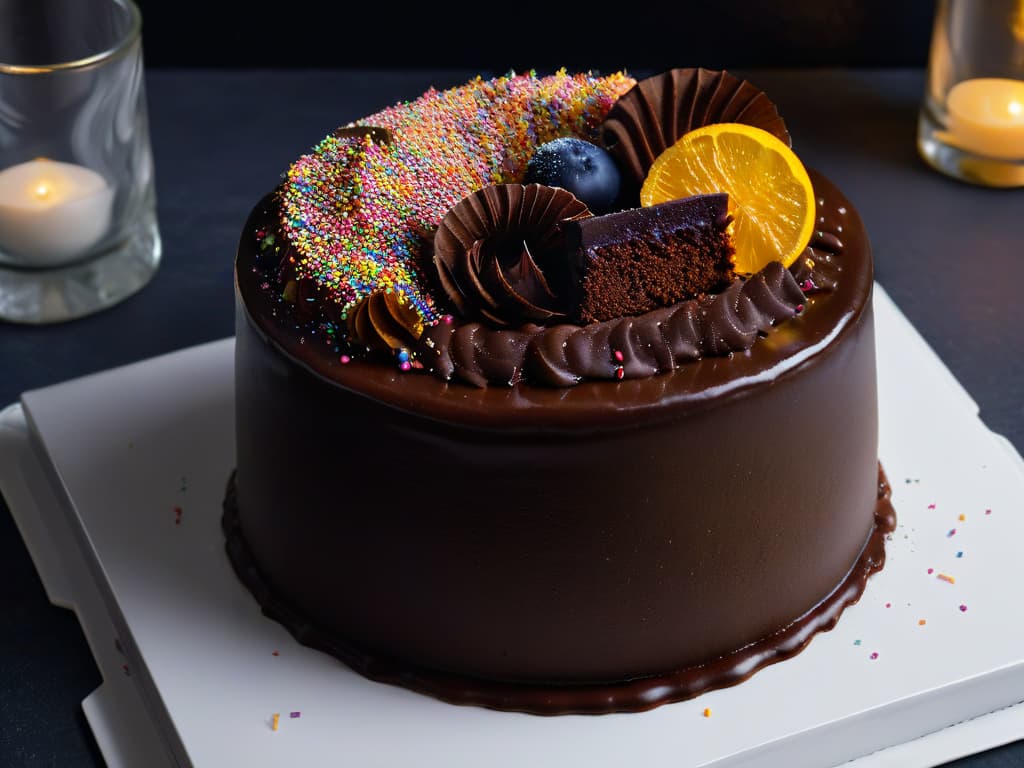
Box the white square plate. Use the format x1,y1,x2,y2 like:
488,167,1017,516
2,284,1023,768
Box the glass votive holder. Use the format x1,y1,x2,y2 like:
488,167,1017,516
0,0,160,324
918,0,1024,187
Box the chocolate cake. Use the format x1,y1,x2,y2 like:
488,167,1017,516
566,193,734,323
225,69,894,715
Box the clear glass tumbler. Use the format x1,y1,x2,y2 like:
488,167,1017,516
918,0,1024,186
0,0,160,323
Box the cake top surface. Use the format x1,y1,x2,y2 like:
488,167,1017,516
236,67,873,413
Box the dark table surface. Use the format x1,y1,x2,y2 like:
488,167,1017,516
1,68,1022,767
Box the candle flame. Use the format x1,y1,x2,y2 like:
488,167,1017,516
1009,99,1023,116
33,182,52,200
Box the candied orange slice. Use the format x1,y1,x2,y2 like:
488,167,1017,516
640,123,816,274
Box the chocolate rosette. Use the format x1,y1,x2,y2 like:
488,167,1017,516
602,68,791,202
347,289,424,353
433,184,591,328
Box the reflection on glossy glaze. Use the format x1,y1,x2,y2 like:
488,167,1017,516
223,469,894,714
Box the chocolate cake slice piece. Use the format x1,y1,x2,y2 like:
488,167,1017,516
565,193,735,324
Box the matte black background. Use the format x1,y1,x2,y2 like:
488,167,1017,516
133,0,936,70
3,2,1024,767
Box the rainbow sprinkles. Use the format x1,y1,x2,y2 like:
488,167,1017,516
280,70,635,326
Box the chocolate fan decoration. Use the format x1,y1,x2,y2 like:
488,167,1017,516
602,68,791,202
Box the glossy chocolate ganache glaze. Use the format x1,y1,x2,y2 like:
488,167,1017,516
226,70,894,715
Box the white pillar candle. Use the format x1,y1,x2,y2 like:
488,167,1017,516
946,78,1024,161
0,158,115,267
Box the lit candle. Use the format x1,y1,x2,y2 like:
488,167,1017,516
946,78,1024,160
0,158,114,267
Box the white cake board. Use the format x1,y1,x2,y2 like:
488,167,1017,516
2,284,1024,768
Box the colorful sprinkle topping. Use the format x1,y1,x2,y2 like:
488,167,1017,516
281,71,633,328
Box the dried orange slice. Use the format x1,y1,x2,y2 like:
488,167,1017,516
640,123,815,274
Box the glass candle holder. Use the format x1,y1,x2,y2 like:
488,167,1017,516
918,0,1024,187
0,0,160,323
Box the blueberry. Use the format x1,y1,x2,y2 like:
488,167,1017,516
525,138,621,214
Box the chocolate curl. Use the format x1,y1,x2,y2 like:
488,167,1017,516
333,125,393,145
347,290,424,353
